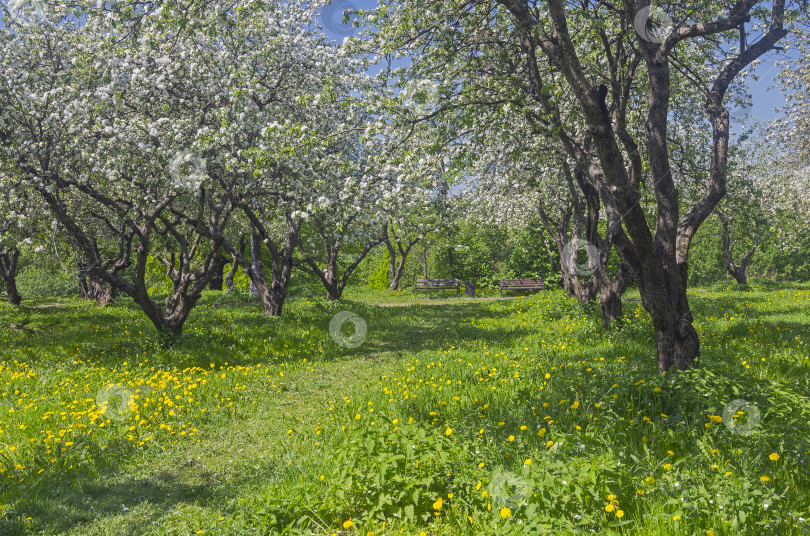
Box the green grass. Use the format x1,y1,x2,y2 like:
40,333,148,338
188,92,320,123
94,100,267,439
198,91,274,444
0,283,808,535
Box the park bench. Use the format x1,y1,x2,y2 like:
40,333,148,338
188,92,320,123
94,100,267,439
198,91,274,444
499,278,544,296
414,278,460,294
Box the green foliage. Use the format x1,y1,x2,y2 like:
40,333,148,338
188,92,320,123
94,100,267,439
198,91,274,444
143,254,173,296
15,265,77,299
504,228,555,281
368,250,391,290
429,223,553,287
329,418,458,525
222,262,251,293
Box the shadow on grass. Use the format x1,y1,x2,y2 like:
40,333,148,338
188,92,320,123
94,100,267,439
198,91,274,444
1,294,533,371
1,444,286,536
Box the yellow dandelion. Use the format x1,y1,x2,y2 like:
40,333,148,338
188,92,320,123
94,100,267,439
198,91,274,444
769,453,779,461
499,507,512,519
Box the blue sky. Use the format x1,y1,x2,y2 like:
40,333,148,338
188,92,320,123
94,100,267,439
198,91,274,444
320,0,790,133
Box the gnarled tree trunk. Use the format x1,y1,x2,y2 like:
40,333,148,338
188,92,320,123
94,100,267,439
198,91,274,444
226,214,299,315
78,263,116,306
0,248,22,306
384,225,431,291
224,237,247,293
718,211,759,285
208,252,228,291
500,0,786,370
299,214,387,302
249,225,264,298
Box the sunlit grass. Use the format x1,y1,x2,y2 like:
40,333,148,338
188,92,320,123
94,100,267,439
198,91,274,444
0,283,808,535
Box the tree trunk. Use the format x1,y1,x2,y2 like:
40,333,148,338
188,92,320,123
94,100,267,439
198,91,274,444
599,288,623,329
35,183,227,339
78,262,116,306
384,228,420,291
653,314,701,372
4,277,21,306
385,232,398,290
260,219,298,315
264,281,288,316
597,263,630,330
249,225,263,298
223,215,299,315
245,272,292,316
390,255,407,291
718,211,758,286
224,255,239,293
225,237,248,293
129,257,196,341
93,283,116,307
499,0,787,371
209,252,227,291
0,249,22,306
728,265,748,286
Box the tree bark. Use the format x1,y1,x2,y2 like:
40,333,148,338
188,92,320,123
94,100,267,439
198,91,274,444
224,256,239,293
384,224,430,291
77,262,116,306
223,213,299,316
209,252,228,291
390,254,408,291
0,248,22,306
298,212,387,302
718,211,759,285
249,225,263,298
314,237,384,301
37,183,230,339
224,237,247,293
385,231,397,289
597,263,630,330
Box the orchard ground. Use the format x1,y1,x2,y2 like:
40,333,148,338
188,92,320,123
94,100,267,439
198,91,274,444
0,282,809,535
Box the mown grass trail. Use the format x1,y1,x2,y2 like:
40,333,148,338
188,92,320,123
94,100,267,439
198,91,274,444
0,284,808,535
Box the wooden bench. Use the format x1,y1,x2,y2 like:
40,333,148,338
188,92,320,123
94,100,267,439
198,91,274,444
499,278,544,296
414,278,460,294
